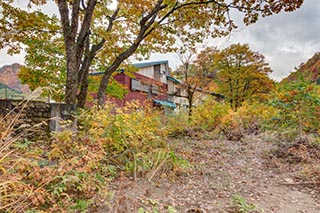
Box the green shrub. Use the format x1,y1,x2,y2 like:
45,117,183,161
78,101,187,179
236,101,279,133
191,98,229,131
271,81,320,135
79,101,167,169
218,101,277,140
164,111,190,137
231,194,260,213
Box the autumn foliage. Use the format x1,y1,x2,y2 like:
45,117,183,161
0,101,188,212
214,44,274,111
1,79,320,210
0,0,304,106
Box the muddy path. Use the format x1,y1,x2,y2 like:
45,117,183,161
101,134,320,213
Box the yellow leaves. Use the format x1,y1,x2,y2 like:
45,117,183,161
0,1,60,55
191,98,230,131
79,101,167,160
119,0,157,16
214,43,274,110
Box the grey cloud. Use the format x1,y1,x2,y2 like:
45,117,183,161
200,0,320,81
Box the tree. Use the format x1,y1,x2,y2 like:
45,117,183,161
18,36,66,101
0,0,304,107
215,43,274,110
173,47,217,117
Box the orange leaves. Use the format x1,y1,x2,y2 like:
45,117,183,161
0,113,109,212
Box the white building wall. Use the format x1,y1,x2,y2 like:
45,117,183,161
137,66,154,79
137,63,169,84
160,64,168,84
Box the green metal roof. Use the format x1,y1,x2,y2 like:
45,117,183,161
89,61,168,76
166,75,181,84
153,99,176,108
133,60,169,68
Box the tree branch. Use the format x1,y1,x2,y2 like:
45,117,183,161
57,0,70,41
107,7,119,32
77,0,97,48
70,0,80,39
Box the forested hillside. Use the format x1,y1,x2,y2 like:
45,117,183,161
282,52,320,83
0,63,30,94
0,82,23,99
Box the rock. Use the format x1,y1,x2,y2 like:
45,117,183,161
284,178,295,184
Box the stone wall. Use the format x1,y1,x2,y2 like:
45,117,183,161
0,99,75,139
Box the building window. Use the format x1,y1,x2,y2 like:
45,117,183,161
151,84,159,95
131,79,159,95
131,79,149,93
154,65,161,81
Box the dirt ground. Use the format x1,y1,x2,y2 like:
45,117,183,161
100,133,320,213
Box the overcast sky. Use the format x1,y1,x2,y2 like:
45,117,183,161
1,0,319,81
151,0,320,81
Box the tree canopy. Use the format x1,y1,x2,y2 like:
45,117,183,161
0,0,304,107
215,43,274,110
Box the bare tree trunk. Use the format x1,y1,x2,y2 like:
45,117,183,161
65,55,79,105
97,71,113,106
77,37,105,108
77,68,89,108
57,0,96,106
187,93,193,118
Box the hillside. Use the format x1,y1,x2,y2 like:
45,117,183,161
0,82,24,99
282,52,320,84
0,63,30,96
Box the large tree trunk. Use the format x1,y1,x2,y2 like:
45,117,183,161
65,54,79,105
77,68,89,108
97,71,113,106
77,37,105,108
57,0,96,106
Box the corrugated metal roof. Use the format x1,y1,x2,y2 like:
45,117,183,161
89,71,104,76
133,60,169,68
89,69,124,76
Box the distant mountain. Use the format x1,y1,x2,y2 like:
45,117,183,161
0,82,13,90
281,52,320,84
0,63,30,94
0,82,24,99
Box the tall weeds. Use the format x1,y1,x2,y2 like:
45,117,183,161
1,100,186,212
0,97,35,211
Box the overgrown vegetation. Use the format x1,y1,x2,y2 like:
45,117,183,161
1,79,319,211
0,38,320,212
0,101,187,212
271,79,320,135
